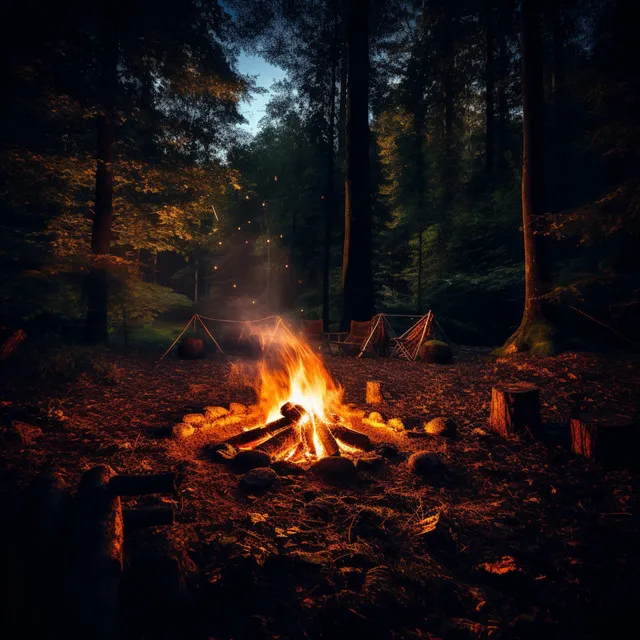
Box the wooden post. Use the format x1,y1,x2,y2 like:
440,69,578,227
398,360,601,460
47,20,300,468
570,413,638,466
69,465,123,640
488,383,540,437
366,380,382,404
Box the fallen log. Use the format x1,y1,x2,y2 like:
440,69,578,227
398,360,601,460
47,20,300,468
331,424,373,451
488,383,540,437
570,413,639,466
109,472,176,496
256,425,300,457
123,506,175,528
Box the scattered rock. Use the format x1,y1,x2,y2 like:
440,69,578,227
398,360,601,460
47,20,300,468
424,416,457,437
387,418,405,431
182,413,207,426
355,455,385,472
205,406,229,420
172,423,195,439
408,451,445,478
230,449,271,472
418,339,453,364
311,457,356,484
239,467,280,492
229,402,248,415
271,460,306,476
304,499,333,522
367,411,384,423
207,442,237,461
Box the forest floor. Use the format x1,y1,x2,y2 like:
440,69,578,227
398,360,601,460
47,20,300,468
1,347,640,639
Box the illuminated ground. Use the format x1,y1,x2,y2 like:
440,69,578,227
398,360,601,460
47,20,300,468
1,349,639,638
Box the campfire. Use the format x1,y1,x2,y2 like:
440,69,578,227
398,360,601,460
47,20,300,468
177,322,403,462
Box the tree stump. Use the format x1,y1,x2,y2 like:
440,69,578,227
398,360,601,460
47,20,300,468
570,413,638,466
488,383,540,437
366,381,382,404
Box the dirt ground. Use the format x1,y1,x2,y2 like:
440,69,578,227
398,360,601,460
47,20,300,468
1,347,640,639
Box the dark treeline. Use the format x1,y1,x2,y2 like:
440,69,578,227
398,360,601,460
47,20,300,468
1,0,639,352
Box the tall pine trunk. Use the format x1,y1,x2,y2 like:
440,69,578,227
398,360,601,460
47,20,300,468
485,0,495,182
340,0,375,331
86,24,118,344
500,0,555,355
496,0,509,176
322,0,339,332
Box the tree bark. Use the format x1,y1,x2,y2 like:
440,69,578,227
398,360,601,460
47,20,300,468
86,22,118,344
323,0,339,332
341,0,375,331
500,0,554,355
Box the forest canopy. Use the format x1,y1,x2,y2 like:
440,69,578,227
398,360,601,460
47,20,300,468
1,0,638,349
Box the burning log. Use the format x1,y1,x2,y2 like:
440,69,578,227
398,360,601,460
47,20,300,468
331,424,373,451
224,403,306,447
256,425,300,458
301,421,317,457
316,421,340,457
570,413,639,466
488,383,540,437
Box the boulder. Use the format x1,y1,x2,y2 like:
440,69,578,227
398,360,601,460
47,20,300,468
424,416,457,437
418,340,453,364
231,450,271,473
311,457,356,484
408,451,446,478
172,423,195,439
239,467,280,492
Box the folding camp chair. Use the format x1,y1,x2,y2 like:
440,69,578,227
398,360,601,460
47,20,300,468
328,319,372,356
390,311,433,361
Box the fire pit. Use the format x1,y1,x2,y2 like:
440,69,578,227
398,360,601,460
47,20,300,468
176,321,403,464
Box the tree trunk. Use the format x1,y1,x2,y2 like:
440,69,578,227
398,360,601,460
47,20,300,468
485,0,495,182
500,0,555,355
86,23,118,344
496,0,510,176
341,0,375,331
323,4,339,332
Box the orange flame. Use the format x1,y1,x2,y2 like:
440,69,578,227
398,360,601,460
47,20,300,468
251,321,347,459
